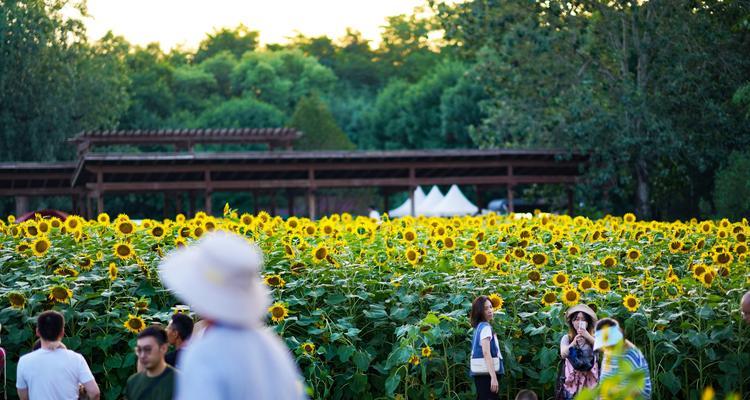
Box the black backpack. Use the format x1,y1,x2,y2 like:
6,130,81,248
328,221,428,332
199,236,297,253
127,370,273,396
568,345,595,371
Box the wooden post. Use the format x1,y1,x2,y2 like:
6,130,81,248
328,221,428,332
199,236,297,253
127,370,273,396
567,185,574,216
162,193,169,219
175,193,183,215
409,168,416,216
507,165,514,213
287,190,294,217
204,171,213,215
306,190,316,220
188,192,196,217
96,171,104,215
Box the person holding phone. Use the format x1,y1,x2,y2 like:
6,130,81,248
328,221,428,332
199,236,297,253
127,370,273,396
556,304,599,400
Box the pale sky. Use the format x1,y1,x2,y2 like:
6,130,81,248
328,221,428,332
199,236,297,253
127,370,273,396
73,0,431,51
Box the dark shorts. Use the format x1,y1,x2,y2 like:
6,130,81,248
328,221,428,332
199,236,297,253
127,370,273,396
473,375,500,400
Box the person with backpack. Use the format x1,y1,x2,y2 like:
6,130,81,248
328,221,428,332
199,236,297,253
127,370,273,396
469,295,505,400
555,304,599,400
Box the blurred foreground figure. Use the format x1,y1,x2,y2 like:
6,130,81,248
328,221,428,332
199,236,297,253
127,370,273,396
159,231,307,400
741,291,750,324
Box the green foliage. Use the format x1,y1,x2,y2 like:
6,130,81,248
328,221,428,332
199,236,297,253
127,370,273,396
231,49,337,113
289,94,355,150
0,0,128,161
714,151,750,220
193,24,259,63
196,97,286,129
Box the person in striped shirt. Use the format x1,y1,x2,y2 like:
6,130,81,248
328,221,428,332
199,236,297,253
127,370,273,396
593,318,652,399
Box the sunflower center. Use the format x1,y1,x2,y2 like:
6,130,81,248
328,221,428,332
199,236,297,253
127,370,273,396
117,245,131,256
52,287,68,300
272,307,285,318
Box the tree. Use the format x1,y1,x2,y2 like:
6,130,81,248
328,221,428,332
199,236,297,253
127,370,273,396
230,49,336,113
194,24,259,63
288,94,355,150
0,0,128,161
198,51,237,99
714,151,750,219
118,43,175,129
195,97,286,129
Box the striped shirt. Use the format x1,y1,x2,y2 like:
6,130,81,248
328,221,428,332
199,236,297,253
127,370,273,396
600,346,652,399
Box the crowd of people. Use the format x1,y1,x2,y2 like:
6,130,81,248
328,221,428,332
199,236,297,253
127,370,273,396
471,292,750,400
10,230,750,399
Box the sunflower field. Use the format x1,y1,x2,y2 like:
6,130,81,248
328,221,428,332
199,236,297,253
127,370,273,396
0,210,748,399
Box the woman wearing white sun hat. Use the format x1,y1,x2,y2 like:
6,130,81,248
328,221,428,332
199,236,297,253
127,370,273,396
159,231,307,400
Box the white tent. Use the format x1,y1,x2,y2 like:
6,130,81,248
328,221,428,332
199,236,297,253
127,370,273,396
429,185,479,216
388,186,426,217
415,186,445,215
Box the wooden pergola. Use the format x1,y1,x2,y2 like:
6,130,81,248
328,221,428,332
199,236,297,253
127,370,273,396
2,128,586,218
69,149,585,219
68,128,302,156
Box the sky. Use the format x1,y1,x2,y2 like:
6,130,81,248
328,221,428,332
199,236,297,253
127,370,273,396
72,0,430,51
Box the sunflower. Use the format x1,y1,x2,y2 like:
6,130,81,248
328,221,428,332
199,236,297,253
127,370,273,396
8,292,26,309
472,251,491,268
31,236,51,257
736,243,748,255
465,239,478,251
601,256,617,268
192,226,204,238
108,262,118,281
312,244,328,262
405,247,420,265
596,278,611,293
541,291,557,306
568,245,581,256
623,294,640,312
149,225,165,239
488,293,504,310
264,274,286,288
124,314,146,334
443,237,456,250
48,285,73,303
97,213,110,224
114,242,134,260
53,266,79,278
562,288,580,306
699,221,712,233
64,216,81,232
301,342,316,355
531,253,548,266
692,264,707,279
669,240,683,253
528,270,541,282
408,354,420,366
421,346,432,358
513,247,526,259
578,277,594,291
402,229,417,242
268,302,289,323
37,220,50,234
626,248,641,262
712,252,733,265
552,271,569,287
701,271,715,287
78,256,93,270
623,213,636,223
116,220,135,235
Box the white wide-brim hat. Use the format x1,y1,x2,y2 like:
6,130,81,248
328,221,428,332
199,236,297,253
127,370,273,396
158,231,269,329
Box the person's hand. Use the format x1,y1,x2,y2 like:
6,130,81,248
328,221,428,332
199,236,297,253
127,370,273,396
490,375,499,393
579,329,594,343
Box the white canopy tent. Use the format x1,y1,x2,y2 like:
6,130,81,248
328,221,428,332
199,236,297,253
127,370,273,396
388,186,426,217
428,185,479,216
415,186,445,215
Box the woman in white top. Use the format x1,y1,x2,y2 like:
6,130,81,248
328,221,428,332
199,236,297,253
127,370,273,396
469,296,503,400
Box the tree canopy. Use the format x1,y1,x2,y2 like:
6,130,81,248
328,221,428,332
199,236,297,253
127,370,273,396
1,0,749,218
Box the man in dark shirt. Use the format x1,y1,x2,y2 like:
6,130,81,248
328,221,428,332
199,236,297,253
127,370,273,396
125,326,177,400
165,313,193,367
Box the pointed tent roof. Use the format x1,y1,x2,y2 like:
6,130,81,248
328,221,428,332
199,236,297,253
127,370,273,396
415,186,445,215
429,185,479,216
388,187,427,217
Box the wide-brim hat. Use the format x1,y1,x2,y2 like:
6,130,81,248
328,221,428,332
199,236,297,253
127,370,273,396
158,231,269,329
565,304,598,324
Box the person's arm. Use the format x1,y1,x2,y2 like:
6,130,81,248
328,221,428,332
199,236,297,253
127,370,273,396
560,334,571,358
82,380,100,400
17,389,29,400
578,328,595,345
480,337,498,393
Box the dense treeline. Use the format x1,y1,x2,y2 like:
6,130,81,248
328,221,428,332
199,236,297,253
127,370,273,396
1,0,750,219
